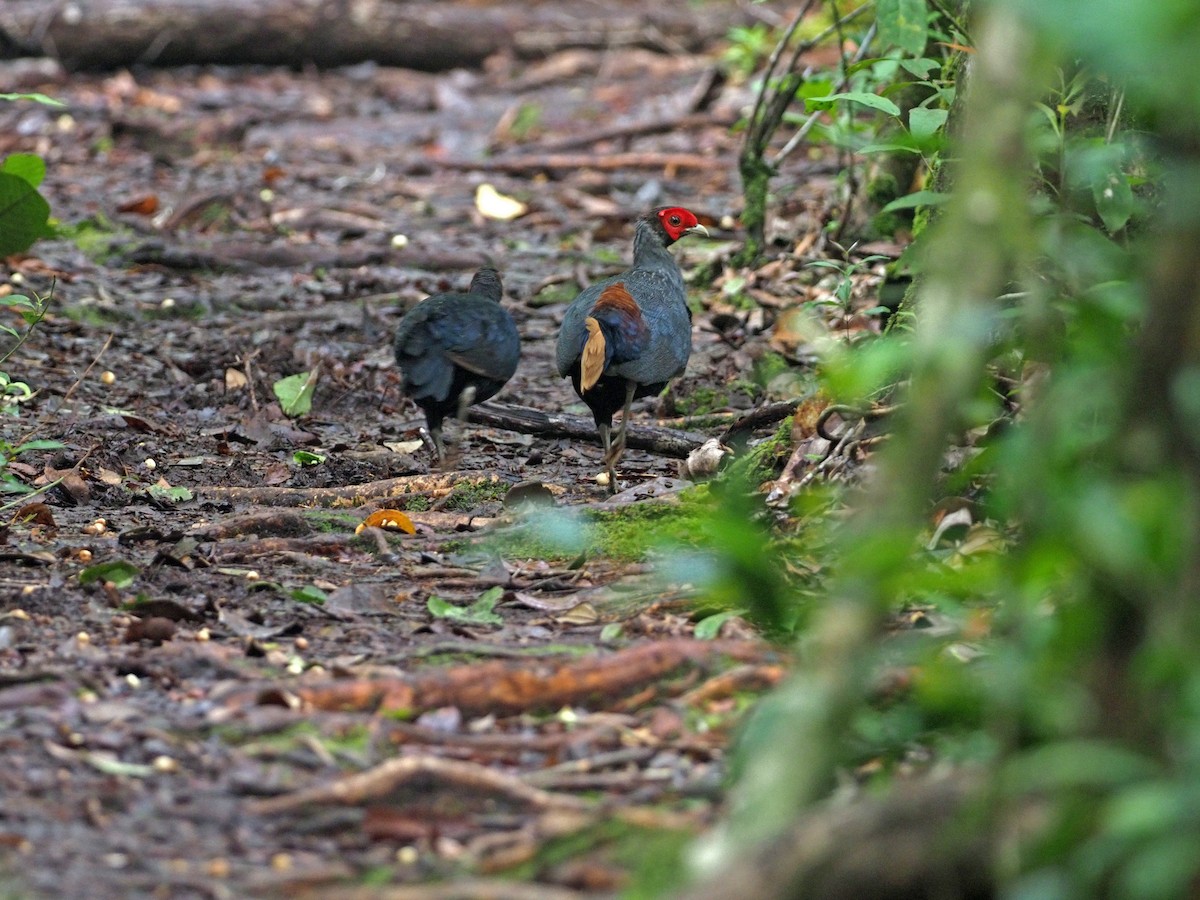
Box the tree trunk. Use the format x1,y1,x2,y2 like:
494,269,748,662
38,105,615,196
0,0,746,71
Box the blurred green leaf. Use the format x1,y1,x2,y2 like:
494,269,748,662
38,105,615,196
293,450,326,466
427,586,504,625
289,585,327,605
79,560,140,589
877,0,929,56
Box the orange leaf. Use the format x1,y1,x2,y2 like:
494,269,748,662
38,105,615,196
117,195,160,216
356,509,416,535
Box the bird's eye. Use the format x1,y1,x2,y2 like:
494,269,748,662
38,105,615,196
669,215,681,226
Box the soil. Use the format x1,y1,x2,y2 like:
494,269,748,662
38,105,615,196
0,6,864,897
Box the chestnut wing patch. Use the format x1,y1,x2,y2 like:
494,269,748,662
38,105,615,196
593,282,641,318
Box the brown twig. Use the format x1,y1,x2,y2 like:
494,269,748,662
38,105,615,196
249,754,591,816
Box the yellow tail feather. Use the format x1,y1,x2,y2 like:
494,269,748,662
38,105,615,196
580,317,606,392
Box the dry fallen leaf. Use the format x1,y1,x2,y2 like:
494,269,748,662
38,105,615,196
475,183,528,221
356,509,416,535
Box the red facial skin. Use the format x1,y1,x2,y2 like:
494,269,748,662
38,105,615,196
656,207,702,242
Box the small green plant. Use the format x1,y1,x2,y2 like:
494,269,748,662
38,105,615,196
804,250,892,337
723,23,779,79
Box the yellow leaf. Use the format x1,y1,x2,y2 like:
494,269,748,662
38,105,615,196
355,509,416,535
475,183,527,221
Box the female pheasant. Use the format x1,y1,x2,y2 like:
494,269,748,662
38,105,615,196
394,266,520,461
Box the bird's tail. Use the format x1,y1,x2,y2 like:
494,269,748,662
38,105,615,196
580,316,608,392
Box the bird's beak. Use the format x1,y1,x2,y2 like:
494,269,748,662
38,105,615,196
686,223,710,238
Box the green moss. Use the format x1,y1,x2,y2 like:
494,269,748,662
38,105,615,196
302,510,359,533
442,478,509,511
58,214,136,264
673,386,729,416
488,487,715,562
404,495,432,512
529,281,577,308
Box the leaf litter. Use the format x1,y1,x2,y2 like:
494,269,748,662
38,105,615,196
0,5,882,897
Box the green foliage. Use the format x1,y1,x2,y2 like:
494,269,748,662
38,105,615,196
0,154,53,257
0,93,60,258
696,0,1200,895
722,23,779,79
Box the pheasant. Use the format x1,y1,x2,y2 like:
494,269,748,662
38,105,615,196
555,207,708,489
394,266,520,460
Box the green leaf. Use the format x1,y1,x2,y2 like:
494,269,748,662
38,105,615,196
2,153,46,188
881,189,952,212
293,450,326,466
147,483,193,503
877,0,929,56
427,586,504,626
79,560,140,589
0,92,64,107
273,371,318,417
694,610,746,640
898,57,940,79
289,585,327,605
12,439,65,454
0,169,52,257
807,91,903,117
909,106,949,142
858,142,923,155
1094,170,1134,233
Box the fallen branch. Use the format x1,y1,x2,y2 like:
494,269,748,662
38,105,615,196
0,0,747,71
195,472,498,508
467,401,707,458
245,638,775,717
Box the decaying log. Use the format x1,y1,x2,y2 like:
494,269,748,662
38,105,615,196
0,0,750,71
468,400,708,458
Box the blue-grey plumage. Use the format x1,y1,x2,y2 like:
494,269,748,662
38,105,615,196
554,207,709,490
394,266,519,460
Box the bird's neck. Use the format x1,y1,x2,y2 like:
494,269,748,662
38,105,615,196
631,220,675,270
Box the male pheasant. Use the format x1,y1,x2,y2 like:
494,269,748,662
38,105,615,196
555,207,707,489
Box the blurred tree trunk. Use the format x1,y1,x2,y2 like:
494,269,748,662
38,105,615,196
0,0,746,71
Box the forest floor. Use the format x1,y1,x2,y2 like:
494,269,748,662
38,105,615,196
0,5,895,897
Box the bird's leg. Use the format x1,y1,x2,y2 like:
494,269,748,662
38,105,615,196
600,382,637,494
456,385,477,421
610,381,637,462
430,426,446,464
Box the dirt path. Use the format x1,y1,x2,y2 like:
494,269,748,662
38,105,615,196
0,9,843,896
